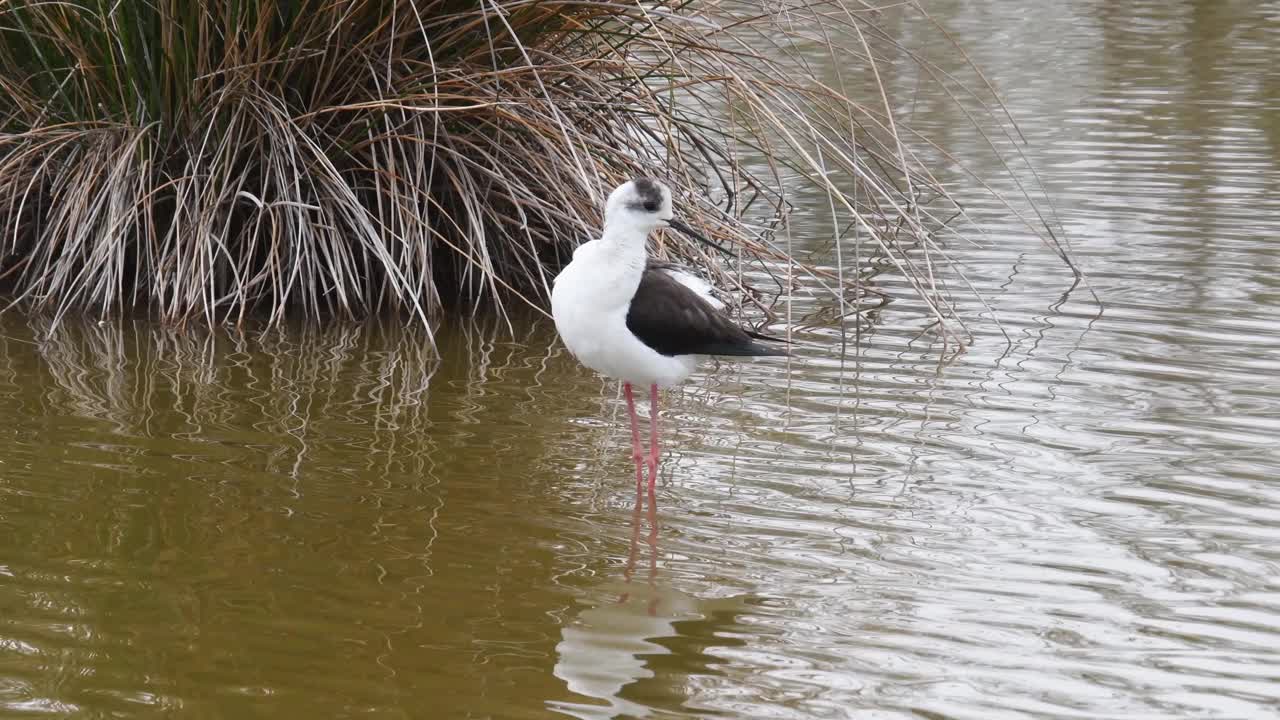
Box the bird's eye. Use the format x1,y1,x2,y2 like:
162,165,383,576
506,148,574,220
642,201,659,212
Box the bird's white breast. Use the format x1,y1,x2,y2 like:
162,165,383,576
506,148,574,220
552,240,699,387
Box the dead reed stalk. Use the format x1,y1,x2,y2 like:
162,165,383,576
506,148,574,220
0,1,1066,340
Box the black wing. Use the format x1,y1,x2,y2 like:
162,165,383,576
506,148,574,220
625,266,787,357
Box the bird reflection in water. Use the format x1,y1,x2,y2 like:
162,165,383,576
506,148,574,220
550,485,759,719
619,488,660,616
551,487,672,719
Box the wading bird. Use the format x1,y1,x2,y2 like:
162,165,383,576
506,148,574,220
551,178,787,492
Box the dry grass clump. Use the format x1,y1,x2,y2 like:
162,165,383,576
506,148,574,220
0,1,1060,338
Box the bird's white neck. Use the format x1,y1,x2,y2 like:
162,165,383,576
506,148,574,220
600,222,651,269
602,220,652,246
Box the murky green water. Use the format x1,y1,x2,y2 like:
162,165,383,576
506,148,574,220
4,1,1280,717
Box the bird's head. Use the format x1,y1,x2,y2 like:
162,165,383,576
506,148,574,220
603,177,674,233
602,177,730,254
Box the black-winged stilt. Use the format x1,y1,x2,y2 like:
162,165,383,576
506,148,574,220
551,177,787,492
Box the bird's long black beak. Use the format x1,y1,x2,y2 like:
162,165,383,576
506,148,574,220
668,218,734,257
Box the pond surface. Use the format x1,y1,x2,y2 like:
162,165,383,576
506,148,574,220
3,1,1280,718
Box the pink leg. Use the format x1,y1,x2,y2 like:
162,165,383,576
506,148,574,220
647,383,661,493
624,383,645,491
